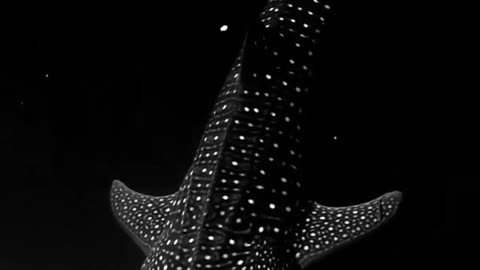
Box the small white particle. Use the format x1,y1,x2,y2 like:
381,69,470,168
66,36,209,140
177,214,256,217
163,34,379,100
220,25,228,32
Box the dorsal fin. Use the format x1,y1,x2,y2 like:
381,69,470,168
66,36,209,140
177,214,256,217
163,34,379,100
293,191,402,268
110,180,176,255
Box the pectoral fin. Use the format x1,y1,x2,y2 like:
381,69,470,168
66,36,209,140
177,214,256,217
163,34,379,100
294,191,402,268
110,180,176,255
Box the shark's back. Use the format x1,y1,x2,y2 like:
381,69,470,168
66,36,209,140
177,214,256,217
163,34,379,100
110,0,403,269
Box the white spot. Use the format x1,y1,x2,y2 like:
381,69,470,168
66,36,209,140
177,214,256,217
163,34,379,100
220,25,228,32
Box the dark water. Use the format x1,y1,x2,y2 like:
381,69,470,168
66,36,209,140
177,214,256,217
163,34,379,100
0,0,475,269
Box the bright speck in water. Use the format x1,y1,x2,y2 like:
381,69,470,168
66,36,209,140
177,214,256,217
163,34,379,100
220,25,228,32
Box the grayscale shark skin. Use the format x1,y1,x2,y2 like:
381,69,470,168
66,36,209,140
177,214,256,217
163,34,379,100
110,0,403,269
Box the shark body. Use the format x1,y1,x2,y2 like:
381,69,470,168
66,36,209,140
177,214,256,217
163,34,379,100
110,0,402,269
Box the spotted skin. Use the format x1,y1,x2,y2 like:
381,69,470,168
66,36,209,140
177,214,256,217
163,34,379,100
293,192,402,268
110,181,177,254
110,0,403,269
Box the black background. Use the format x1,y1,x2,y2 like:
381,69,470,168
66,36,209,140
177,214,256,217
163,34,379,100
1,0,477,269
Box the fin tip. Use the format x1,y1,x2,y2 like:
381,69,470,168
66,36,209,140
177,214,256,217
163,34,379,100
111,179,127,191
386,190,403,205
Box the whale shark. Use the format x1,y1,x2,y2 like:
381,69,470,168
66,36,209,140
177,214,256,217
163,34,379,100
110,0,403,269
